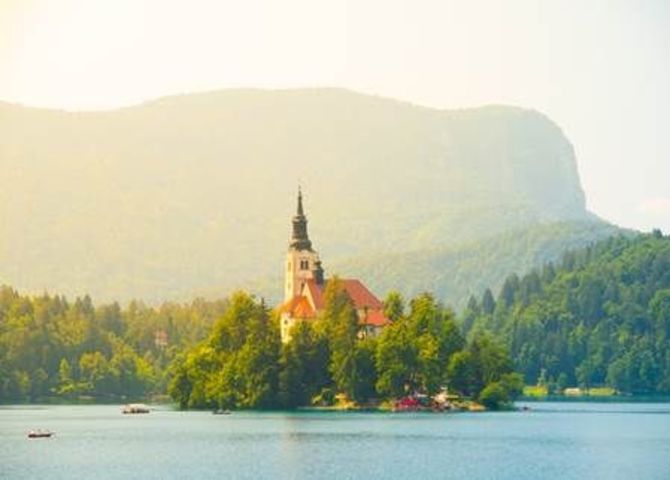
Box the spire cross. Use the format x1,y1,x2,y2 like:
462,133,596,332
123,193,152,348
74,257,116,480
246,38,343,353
297,186,304,216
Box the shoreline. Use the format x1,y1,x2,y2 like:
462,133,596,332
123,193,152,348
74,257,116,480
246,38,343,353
518,395,670,403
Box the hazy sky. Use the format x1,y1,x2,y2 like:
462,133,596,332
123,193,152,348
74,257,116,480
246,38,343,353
2,0,669,232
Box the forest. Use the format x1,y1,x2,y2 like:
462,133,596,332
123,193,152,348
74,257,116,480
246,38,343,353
0,281,519,409
168,283,521,410
462,230,670,394
2,231,668,406
0,289,224,402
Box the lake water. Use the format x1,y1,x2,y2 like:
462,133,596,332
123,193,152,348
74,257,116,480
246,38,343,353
2,402,670,479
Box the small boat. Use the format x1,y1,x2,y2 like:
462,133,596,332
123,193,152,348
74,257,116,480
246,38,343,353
212,409,231,415
28,430,54,438
122,403,150,414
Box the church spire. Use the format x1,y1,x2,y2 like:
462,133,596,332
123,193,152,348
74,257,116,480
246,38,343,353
297,186,305,216
290,188,312,250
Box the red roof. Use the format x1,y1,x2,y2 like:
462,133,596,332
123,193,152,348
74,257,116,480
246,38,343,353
361,309,388,327
304,279,325,309
304,278,384,310
280,295,317,318
283,278,389,327
339,279,384,310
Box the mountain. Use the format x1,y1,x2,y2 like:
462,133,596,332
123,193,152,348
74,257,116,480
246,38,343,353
0,88,617,303
337,220,623,310
463,231,670,394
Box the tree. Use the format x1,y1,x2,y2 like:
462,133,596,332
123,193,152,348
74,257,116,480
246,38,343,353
352,338,378,402
0,286,227,404
461,299,477,335
376,293,466,398
79,351,117,396
481,289,496,315
499,372,524,399
167,292,280,409
462,233,670,395
279,321,313,408
56,359,77,397
447,350,474,396
498,274,520,309
468,333,513,397
323,279,360,399
478,382,508,409
383,291,405,322
375,322,415,398
168,354,192,409
651,289,670,338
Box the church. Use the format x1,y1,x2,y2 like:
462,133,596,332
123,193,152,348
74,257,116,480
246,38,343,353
279,190,390,343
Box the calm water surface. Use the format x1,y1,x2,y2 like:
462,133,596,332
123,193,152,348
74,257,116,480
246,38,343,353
2,402,670,479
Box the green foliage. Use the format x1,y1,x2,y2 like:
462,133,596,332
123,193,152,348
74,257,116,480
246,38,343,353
478,383,508,410
446,351,474,396
376,293,474,398
171,289,516,409
168,292,280,409
0,284,521,409
445,333,513,398
375,321,416,398
523,384,548,398
478,373,523,409
0,287,223,402
352,338,378,402
482,289,496,315
278,321,329,408
323,279,360,400
341,221,623,312
464,233,670,395
383,291,405,322
500,373,524,399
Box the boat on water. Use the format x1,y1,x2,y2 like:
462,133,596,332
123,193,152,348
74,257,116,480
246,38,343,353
122,403,150,414
28,430,54,438
212,409,231,415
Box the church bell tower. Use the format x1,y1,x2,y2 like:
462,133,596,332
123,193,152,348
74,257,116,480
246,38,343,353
284,189,322,301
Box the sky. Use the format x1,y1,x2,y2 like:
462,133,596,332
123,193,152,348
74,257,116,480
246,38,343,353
1,0,669,232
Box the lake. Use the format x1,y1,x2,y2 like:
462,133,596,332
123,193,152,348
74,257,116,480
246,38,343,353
2,402,670,479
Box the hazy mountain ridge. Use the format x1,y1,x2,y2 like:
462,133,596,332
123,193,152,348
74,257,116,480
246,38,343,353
0,88,614,303
336,221,624,310
237,221,624,309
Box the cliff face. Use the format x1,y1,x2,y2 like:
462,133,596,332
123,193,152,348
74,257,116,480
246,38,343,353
0,89,603,302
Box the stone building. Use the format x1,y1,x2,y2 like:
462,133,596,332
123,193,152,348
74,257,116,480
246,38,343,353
279,190,389,343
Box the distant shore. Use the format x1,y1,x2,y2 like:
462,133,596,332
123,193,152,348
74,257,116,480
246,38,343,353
8,392,670,408
518,395,670,403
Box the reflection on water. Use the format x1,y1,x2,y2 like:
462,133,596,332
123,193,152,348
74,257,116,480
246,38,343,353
1,403,670,480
